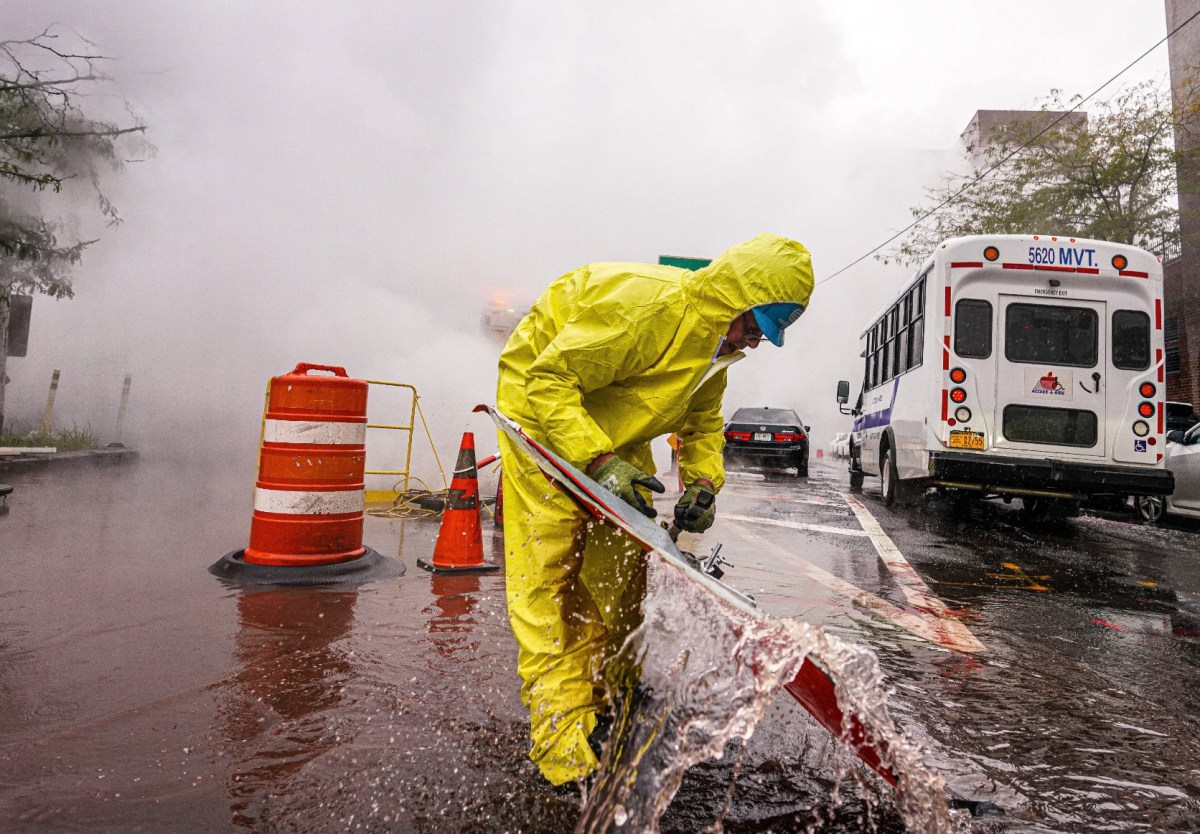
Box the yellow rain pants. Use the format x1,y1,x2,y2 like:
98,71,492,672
496,233,815,785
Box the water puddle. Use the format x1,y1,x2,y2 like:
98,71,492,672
577,553,959,834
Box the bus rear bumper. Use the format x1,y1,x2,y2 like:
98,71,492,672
928,451,1174,498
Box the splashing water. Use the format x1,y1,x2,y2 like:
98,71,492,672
576,552,955,834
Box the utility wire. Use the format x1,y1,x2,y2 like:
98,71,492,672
817,7,1200,289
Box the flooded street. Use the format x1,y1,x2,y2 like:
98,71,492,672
2,455,1199,832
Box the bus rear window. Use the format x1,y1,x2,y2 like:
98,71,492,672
1003,405,1097,447
954,299,992,358
1006,303,1097,367
1112,310,1150,371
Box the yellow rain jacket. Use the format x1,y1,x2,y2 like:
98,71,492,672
495,233,814,785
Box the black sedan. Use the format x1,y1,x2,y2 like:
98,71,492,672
722,406,810,476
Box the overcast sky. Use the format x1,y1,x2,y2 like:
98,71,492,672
2,1,1177,475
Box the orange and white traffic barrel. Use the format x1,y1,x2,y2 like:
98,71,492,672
247,362,368,566
210,363,403,585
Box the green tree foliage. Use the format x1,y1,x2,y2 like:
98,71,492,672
0,26,147,433
883,82,1180,265
1,26,147,299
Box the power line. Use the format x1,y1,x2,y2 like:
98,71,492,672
816,7,1200,289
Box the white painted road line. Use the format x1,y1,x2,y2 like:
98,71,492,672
722,513,869,538
765,495,846,508
724,521,984,652
843,494,985,653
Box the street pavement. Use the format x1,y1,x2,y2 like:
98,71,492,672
0,455,1197,832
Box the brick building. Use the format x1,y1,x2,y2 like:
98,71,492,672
1167,0,1200,405
959,109,1088,159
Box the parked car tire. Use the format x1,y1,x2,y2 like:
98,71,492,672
1134,494,1165,524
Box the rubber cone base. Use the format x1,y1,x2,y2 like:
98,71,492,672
210,547,405,586
416,556,499,574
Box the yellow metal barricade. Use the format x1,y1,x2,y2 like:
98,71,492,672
362,379,448,515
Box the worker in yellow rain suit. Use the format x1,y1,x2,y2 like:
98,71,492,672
495,232,815,786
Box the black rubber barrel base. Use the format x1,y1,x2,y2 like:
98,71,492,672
209,547,404,586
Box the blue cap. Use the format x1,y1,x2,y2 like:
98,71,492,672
751,303,805,346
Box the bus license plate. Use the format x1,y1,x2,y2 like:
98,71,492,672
949,430,985,450
753,432,772,442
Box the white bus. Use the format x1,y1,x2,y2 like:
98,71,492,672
835,234,1175,514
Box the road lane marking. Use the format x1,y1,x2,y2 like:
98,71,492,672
843,495,984,653
722,520,986,654
722,513,869,537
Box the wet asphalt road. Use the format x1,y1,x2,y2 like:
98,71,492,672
1,455,1198,832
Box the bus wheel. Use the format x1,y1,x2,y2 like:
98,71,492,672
950,491,975,517
1134,494,1164,524
1021,496,1049,520
1022,496,1078,520
849,445,864,492
881,446,899,506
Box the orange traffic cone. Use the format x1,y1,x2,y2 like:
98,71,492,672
417,432,500,573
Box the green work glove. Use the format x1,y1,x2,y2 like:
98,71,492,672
589,455,665,518
674,479,716,533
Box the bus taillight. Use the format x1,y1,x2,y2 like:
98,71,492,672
950,388,968,404
1137,401,1155,418
1139,381,1156,398
949,367,967,384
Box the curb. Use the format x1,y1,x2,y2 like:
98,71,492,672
0,446,139,473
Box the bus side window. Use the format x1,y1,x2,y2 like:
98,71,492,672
1112,309,1150,371
867,326,877,389
897,296,911,375
909,280,925,369
890,306,901,378
955,299,992,358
